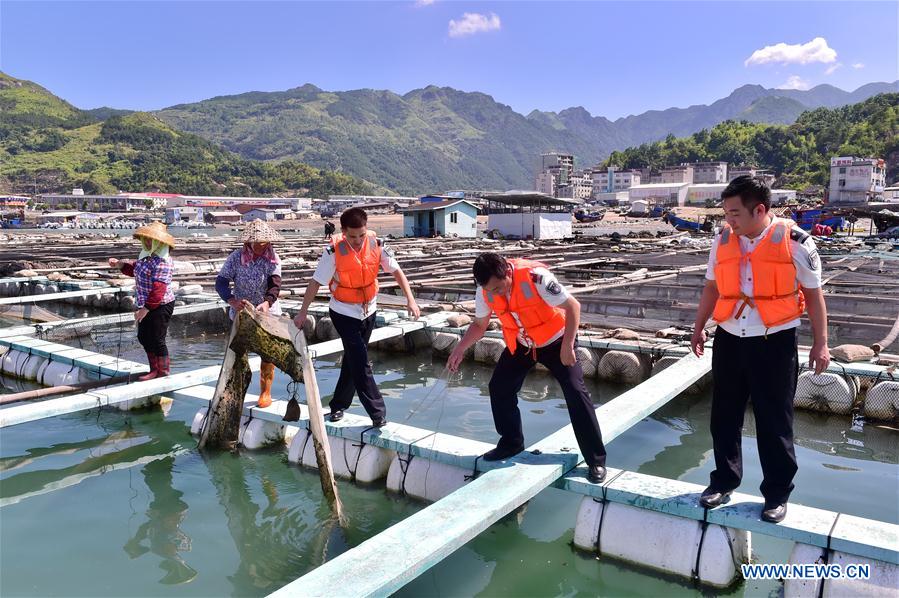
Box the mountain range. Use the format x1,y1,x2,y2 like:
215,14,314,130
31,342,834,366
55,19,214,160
2,70,896,196
0,72,375,197
154,80,898,194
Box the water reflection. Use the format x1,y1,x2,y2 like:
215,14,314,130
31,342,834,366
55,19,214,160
123,456,197,585
747,408,898,465
0,416,187,508
202,451,347,594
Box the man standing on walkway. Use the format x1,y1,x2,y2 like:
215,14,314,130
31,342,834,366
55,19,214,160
446,253,607,483
691,176,829,523
293,207,420,426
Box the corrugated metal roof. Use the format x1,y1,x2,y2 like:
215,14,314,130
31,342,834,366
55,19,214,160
481,191,581,207
400,200,478,212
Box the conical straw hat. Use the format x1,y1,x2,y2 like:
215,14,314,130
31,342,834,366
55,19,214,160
133,221,176,247
241,219,285,243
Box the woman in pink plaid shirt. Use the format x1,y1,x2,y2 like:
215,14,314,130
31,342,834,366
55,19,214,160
109,222,176,381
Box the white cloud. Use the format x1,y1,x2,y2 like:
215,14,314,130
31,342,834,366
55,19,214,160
448,12,501,38
415,0,435,6
745,37,837,66
778,75,811,91
852,62,865,69
825,62,843,75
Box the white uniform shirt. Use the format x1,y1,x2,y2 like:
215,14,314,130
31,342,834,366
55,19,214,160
705,220,822,338
475,266,572,348
312,238,401,320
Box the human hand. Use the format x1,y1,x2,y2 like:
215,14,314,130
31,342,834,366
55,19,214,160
809,342,830,375
447,347,465,372
256,301,270,314
108,258,119,268
135,307,149,323
691,327,707,357
407,299,421,320
560,344,577,366
293,311,307,329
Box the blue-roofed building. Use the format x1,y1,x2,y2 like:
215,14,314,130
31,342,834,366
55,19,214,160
401,200,479,238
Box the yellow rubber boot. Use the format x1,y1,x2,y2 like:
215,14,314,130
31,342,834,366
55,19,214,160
258,362,275,408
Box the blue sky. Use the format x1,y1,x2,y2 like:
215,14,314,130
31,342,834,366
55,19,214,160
1,1,896,119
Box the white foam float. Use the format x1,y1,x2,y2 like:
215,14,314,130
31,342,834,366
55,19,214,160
794,372,857,415
385,453,470,501
473,338,505,364
288,429,393,483
573,497,750,588
597,350,651,385
863,381,899,422
786,543,899,597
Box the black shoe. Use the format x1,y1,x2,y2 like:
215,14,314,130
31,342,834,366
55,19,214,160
482,445,525,462
699,487,733,508
328,410,343,422
761,502,787,523
282,398,301,422
587,465,607,484
372,417,388,428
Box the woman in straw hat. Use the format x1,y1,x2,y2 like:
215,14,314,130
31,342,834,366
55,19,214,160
215,219,285,408
109,221,177,381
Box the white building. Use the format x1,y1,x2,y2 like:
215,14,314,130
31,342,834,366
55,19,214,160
557,171,593,201
541,153,574,187
242,208,276,222
690,162,728,184
770,189,797,205
660,165,694,184
535,171,556,196
685,184,728,206
592,167,641,198
37,194,148,212
883,185,899,203
728,166,776,187
628,183,690,208
484,192,578,240
828,157,887,205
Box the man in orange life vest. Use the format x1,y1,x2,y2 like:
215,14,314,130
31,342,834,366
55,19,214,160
293,207,420,426
447,253,608,483
691,176,829,523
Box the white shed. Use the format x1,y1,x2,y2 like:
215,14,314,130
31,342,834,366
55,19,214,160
483,192,580,240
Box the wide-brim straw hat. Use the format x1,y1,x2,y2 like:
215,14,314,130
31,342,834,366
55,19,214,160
134,221,176,247
241,219,285,243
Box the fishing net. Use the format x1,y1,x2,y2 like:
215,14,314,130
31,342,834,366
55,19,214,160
797,361,899,423
473,337,505,364
597,350,651,385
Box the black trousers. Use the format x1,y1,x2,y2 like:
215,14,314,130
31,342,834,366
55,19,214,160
137,301,175,356
328,309,386,421
488,338,607,467
710,326,799,505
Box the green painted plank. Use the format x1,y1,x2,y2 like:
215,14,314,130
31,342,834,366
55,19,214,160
0,286,127,306
536,352,712,453
0,315,436,427
270,453,568,598
829,513,899,565
0,302,225,340
271,353,712,597
0,359,260,428
172,377,899,569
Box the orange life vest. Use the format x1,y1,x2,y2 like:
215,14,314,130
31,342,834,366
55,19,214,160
712,217,806,328
330,232,381,304
483,258,567,354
